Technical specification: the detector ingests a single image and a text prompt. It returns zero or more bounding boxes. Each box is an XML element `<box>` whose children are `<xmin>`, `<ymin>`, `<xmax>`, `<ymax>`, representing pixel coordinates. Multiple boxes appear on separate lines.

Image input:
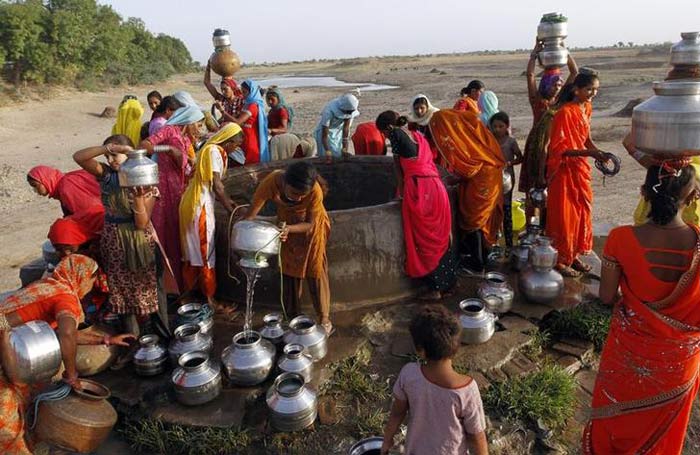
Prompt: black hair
<box><xmin>559</xmin><ymin>73</ymin><xmax>599</xmax><ymax>104</ymax></box>
<box><xmin>461</xmin><ymin>80</ymin><xmax>485</xmax><ymax>96</ymax></box>
<box><xmin>103</xmin><ymin>134</ymin><xmax>134</xmax><ymax>148</ymax></box>
<box><xmin>284</xmin><ymin>161</ymin><xmax>326</xmax><ymax>194</ymax></box>
<box><xmin>242</xmin><ymin>81</ymin><xmax>251</xmax><ymax>92</ymax></box>
<box><xmin>375</xmin><ymin>110</ymin><xmax>408</xmax><ymax>131</ymax></box>
<box><xmin>490</xmin><ymin>111</ymin><xmax>510</xmax><ymax>127</ymax></box>
<box><xmin>154</xmin><ymin>95</ymin><xmax>182</xmax><ymax>114</ymax></box>
<box><xmin>642</xmin><ymin>165</ymin><xmax>695</xmax><ymax>225</ymax></box>
<box><xmin>409</xmin><ymin>306</ymin><xmax>461</xmax><ymax>361</ymax></box>
<box><xmin>147</xmin><ymin>90</ymin><xmax>162</xmax><ymax>101</ymax></box>
<box><xmin>413</xmin><ymin>97</ymin><xmax>429</xmax><ymax>108</ymax></box>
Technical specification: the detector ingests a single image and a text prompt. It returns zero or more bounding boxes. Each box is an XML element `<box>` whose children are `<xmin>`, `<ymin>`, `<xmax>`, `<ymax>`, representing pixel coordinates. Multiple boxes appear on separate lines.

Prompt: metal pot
<box><xmin>212</xmin><ymin>28</ymin><xmax>231</xmax><ymax>48</ymax></box>
<box><xmin>519</xmin><ymin>267</ymin><xmax>564</xmax><ymax>304</ymax></box>
<box><xmin>168</xmin><ymin>323</ymin><xmax>213</xmax><ymax>365</ymax></box>
<box><xmin>171</xmin><ymin>351</ymin><xmax>222</xmax><ymax>406</ymax></box>
<box><xmin>266</xmin><ymin>372</ymin><xmax>317</xmax><ymax>432</ymax></box>
<box><xmin>134</xmin><ymin>334</ymin><xmax>168</xmax><ymax>376</ymax></box>
<box><xmin>5</xmin><ymin>320</ymin><xmax>62</xmax><ymax>384</ymax></box>
<box><xmin>118</xmin><ymin>149</ymin><xmax>159</xmax><ymax>188</ymax></box>
<box><xmin>283</xmin><ymin>315</ymin><xmax>328</xmax><ymax>361</ymax></box>
<box><xmin>528</xmin><ymin>188</ymin><xmax>548</xmax><ymax>208</ymax></box>
<box><xmin>176</xmin><ymin>302</ymin><xmax>214</xmax><ymax>336</ymax></box>
<box><xmin>512</xmin><ymin>225</ymin><xmax>540</xmax><ymax>271</ymax></box>
<box><xmin>671</xmin><ymin>32</ymin><xmax>700</xmax><ymax>66</ymax></box>
<box><xmin>529</xmin><ymin>237</ymin><xmax>558</xmax><ymax>270</ymax></box>
<box><xmin>502</xmin><ymin>170</ymin><xmax>513</xmax><ymax>194</ymax></box>
<box><xmin>537</xmin><ymin>19</ymin><xmax>568</xmax><ymax>40</ymax></box>
<box><xmin>632</xmin><ymin>81</ymin><xmax>700</xmax><ymax>156</ymax></box>
<box><xmin>477</xmin><ymin>272</ymin><xmax>514</xmax><ymax>314</ymax></box>
<box><xmin>221</xmin><ymin>331</ymin><xmax>276</xmax><ymax>386</ymax></box>
<box><xmin>458</xmin><ymin>299</ymin><xmax>496</xmax><ymax>345</ymax></box>
<box><xmin>231</xmin><ymin>220</ymin><xmax>281</xmax><ymax>268</ymax></box>
<box><xmin>348</xmin><ymin>437</ymin><xmax>384</xmax><ymax>455</ymax></box>
<box><xmin>210</xmin><ymin>48</ymin><xmax>241</xmax><ymax>78</ymax></box>
<box><xmin>73</xmin><ymin>325</ymin><xmax>119</xmax><ymax>377</ymax></box>
<box><xmin>42</xmin><ymin>240</ymin><xmax>60</xmax><ymax>267</ymax></box>
<box><xmin>538</xmin><ymin>38</ymin><xmax>568</xmax><ymax>69</ymax></box>
<box><xmin>278</xmin><ymin>343</ymin><xmax>314</xmax><ymax>383</ymax></box>
<box><xmin>260</xmin><ymin>312</ymin><xmax>288</xmax><ymax>346</ymax></box>
<box><xmin>34</xmin><ymin>379</ymin><xmax>117</xmax><ymax>453</ymax></box>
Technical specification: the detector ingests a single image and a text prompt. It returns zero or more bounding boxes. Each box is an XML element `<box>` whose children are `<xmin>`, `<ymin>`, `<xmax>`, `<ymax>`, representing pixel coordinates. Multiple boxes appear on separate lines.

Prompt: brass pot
<box><xmin>210</xmin><ymin>48</ymin><xmax>241</xmax><ymax>78</ymax></box>
<box><xmin>34</xmin><ymin>379</ymin><xmax>118</xmax><ymax>453</ymax></box>
<box><xmin>75</xmin><ymin>325</ymin><xmax>119</xmax><ymax>376</ymax></box>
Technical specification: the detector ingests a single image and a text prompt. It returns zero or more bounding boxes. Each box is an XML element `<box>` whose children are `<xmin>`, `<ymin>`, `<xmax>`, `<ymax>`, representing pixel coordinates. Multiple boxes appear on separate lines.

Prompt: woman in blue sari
<box><xmin>314</xmin><ymin>93</ymin><xmax>359</xmax><ymax>158</ymax></box>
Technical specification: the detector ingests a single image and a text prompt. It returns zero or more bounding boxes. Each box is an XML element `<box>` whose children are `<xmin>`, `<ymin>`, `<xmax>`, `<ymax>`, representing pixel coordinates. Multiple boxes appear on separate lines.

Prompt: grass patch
<box><xmin>521</xmin><ymin>329</ymin><xmax>551</xmax><ymax>360</ymax></box>
<box><xmin>322</xmin><ymin>345</ymin><xmax>390</xmax><ymax>401</ymax></box>
<box><xmin>541</xmin><ymin>300</ymin><xmax>612</xmax><ymax>351</ymax></box>
<box><xmin>484</xmin><ymin>365</ymin><xmax>577</xmax><ymax>429</ymax></box>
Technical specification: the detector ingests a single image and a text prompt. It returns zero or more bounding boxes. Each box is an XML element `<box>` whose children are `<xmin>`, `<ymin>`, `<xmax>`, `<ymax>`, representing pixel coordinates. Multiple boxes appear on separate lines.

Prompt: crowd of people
<box><xmin>1</xmin><ymin>35</ymin><xmax>699</xmax><ymax>455</ymax></box>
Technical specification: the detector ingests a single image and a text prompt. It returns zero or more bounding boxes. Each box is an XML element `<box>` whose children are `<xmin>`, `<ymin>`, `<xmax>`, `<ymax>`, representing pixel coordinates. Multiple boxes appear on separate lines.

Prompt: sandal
<box><xmin>555</xmin><ymin>263</ymin><xmax>582</xmax><ymax>278</ymax></box>
<box><xmin>572</xmin><ymin>258</ymin><xmax>592</xmax><ymax>273</ymax></box>
<box><xmin>322</xmin><ymin>321</ymin><xmax>336</xmax><ymax>337</ymax></box>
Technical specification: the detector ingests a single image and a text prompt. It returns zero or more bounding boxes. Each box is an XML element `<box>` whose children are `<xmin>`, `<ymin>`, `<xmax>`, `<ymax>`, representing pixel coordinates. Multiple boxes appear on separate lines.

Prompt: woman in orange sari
<box><xmin>545</xmin><ymin>73</ymin><xmax>608</xmax><ymax>276</ymax></box>
<box><xmin>429</xmin><ymin>109</ymin><xmax>505</xmax><ymax>272</ymax></box>
<box><xmin>585</xmin><ymin>162</ymin><xmax>700</xmax><ymax>454</ymax></box>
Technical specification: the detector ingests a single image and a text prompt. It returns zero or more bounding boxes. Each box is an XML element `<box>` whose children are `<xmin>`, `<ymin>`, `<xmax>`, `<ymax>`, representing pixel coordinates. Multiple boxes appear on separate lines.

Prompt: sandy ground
<box><xmin>0</xmin><ymin>47</ymin><xmax>667</xmax><ymax>291</ymax></box>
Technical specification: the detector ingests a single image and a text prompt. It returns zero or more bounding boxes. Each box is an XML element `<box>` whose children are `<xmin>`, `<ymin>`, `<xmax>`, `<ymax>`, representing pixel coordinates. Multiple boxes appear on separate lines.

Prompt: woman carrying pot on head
<box><xmin>407</xmin><ymin>94</ymin><xmax>440</xmax><ymax>162</ymax></box>
<box><xmin>204</xmin><ymin>62</ymin><xmax>245</xmax><ymax>121</ymax></box>
<box><xmin>314</xmin><ymin>93</ymin><xmax>360</xmax><ymax>158</ymax></box>
<box><xmin>244</xmin><ymin>161</ymin><xmax>333</xmax><ymax>335</ymax></box>
<box><xmin>225</xmin><ymin>79</ymin><xmax>270</xmax><ymax>165</ymax></box>
<box><xmin>0</xmin><ymin>254</ymin><xmax>134</xmax><ymax>454</ymax></box>
<box><xmin>140</xmin><ymin>105</ymin><xmax>206</xmax><ymax>290</ymax></box>
<box><xmin>585</xmin><ymin>161</ymin><xmax>700</xmax><ymax>455</ymax></box>
<box><xmin>376</xmin><ymin>111</ymin><xmax>455</xmax><ymax>300</ymax></box>
<box><xmin>179</xmin><ymin>123</ymin><xmax>240</xmax><ymax>312</ymax></box>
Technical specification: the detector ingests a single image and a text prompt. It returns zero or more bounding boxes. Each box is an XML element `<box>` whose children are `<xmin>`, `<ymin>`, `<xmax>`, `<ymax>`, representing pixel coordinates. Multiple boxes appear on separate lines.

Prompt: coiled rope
<box><xmin>30</xmin><ymin>383</ymin><xmax>72</xmax><ymax>429</ymax></box>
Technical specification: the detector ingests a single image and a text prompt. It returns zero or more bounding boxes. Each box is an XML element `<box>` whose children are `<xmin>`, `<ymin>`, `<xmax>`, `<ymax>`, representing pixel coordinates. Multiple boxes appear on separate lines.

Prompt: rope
<box><xmin>595</xmin><ymin>152</ymin><xmax>621</xmax><ymax>177</ymax></box>
<box><xmin>226</xmin><ymin>204</ymin><xmax>250</xmax><ymax>285</ymax></box>
<box><xmin>30</xmin><ymin>383</ymin><xmax>71</xmax><ymax>430</ymax></box>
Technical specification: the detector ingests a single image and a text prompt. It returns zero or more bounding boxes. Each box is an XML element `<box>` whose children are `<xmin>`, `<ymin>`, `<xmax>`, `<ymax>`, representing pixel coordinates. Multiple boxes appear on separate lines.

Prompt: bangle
<box><xmin>153</xmin><ymin>145</ymin><xmax>170</xmax><ymax>153</ymax></box>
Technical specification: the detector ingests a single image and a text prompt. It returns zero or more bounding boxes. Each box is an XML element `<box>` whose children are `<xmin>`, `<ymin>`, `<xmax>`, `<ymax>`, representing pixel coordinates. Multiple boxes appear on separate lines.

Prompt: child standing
<box><xmin>381</xmin><ymin>306</ymin><xmax>488</xmax><ymax>455</ymax></box>
<box><xmin>490</xmin><ymin>112</ymin><xmax>523</xmax><ymax>249</ymax></box>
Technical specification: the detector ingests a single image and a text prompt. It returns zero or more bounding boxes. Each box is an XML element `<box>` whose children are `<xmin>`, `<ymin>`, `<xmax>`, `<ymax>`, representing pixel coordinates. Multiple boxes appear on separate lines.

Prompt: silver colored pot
<box><xmin>458</xmin><ymin>299</ymin><xmax>496</xmax><ymax>345</ymax></box>
<box><xmin>221</xmin><ymin>331</ymin><xmax>276</xmax><ymax>386</ymax></box>
<box><xmin>168</xmin><ymin>323</ymin><xmax>213</xmax><ymax>365</ymax></box>
<box><xmin>671</xmin><ymin>31</ymin><xmax>700</xmax><ymax>66</ymax></box>
<box><xmin>477</xmin><ymin>272</ymin><xmax>514</xmax><ymax>314</ymax></box>
<box><xmin>528</xmin><ymin>188</ymin><xmax>548</xmax><ymax>208</ymax></box>
<box><xmin>42</xmin><ymin>240</ymin><xmax>60</xmax><ymax>267</ymax></box>
<box><xmin>283</xmin><ymin>315</ymin><xmax>328</xmax><ymax>361</ymax></box>
<box><xmin>502</xmin><ymin>170</ymin><xmax>513</xmax><ymax>194</ymax></box>
<box><xmin>348</xmin><ymin>437</ymin><xmax>384</xmax><ymax>455</ymax></box>
<box><xmin>231</xmin><ymin>220</ymin><xmax>281</xmax><ymax>269</ymax></box>
<box><xmin>118</xmin><ymin>149</ymin><xmax>159</xmax><ymax>188</ymax></box>
<box><xmin>538</xmin><ymin>38</ymin><xmax>568</xmax><ymax>69</ymax></box>
<box><xmin>133</xmin><ymin>334</ymin><xmax>168</xmax><ymax>376</ymax></box>
<box><xmin>632</xmin><ymin>81</ymin><xmax>700</xmax><ymax>156</ymax></box>
<box><xmin>176</xmin><ymin>303</ymin><xmax>214</xmax><ymax>337</ymax></box>
<box><xmin>259</xmin><ymin>312</ymin><xmax>288</xmax><ymax>346</ymax></box>
<box><xmin>529</xmin><ymin>237</ymin><xmax>558</xmax><ymax>270</ymax></box>
<box><xmin>520</xmin><ymin>266</ymin><xmax>564</xmax><ymax>304</ymax></box>
<box><xmin>171</xmin><ymin>351</ymin><xmax>222</xmax><ymax>406</ymax></box>
<box><xmin>266</xmin><ymin>372</ymin><xmax>317</xmax><ymax>432</ymax></box>
<box><xmin>537</xmin><ymin>19</ymin><xmax>568</xmax><ymax>40</ymax></box>
<box><xmin>212</xmin><ymin>28</ymin><xmax>231</xmax><ymax>48</ymax></box>
<box><xmin>512</xmin><ymin>225</ymin><xmax>540</xmax><ymax>271</ymax></box>
<box><xmin>278</xmin><ymin>343</ymin><xmax>314</xmax><ymax>383</ymax></box>
<box><xmin>5</xmin><ymin>320</ymin><xmax>62</xmax><ymax>384</ymax></box>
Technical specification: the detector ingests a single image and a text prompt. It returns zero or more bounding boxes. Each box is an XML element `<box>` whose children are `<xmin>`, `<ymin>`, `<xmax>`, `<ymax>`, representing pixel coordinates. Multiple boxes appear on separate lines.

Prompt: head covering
<box><xmin>478</xmin><ymin>91</ymin><xmax>499</xmax><ymax>125</ymax></box>
<box><xmin>48</xmin><ymin>206</ymin><xmax>103</xmax><ymax>245</ymax></box>
<box><xmin>28</xmin><ymin>166</ymin><xmax>63</xmax><ymax>198</ymax></box>
<box><xmin>241</xmin><ymin>79</ymin><xmax>270</xmax><ymax>162</ymax></box>
<box><xmin>172</xmin><ymin>91</ymin><xmax>201</xmax><ymax>109</ymax></box>
<box><xmin>112</xmin><ymin>97</ymin><xmax>144</xmax><ymax>147</ymax></box>
<box><xmin>406</xmin><ymin>94</ymin><xmax>439</xmax><ymax>126</ymax></box>
<box><xmin>166</xmin><ymin>105</ymin><xmax>205</xmax><ymax>126</ymax></box>
<box><xmin>179</xmin><ymin>122</ymin><xmax>242</xmax><ymax>241</ymax></box>
<box><xmin>538</xmin><ymin>68</ymin><xmax>563</xmax><ymax>98</ymax></box>
<box><xmin>266</xmin><ymin>86</ymin><xmax>295</xmax><ymax>128</ymax></box>
<box><xmin>0</xmin><ymin>254</ymin><xmax>98</xmax><ymax>320</ymax></box>
<box><xmin>330</xmin><ymin>93</ymin><xmax>360</xmax><ymax>119</ymax></box>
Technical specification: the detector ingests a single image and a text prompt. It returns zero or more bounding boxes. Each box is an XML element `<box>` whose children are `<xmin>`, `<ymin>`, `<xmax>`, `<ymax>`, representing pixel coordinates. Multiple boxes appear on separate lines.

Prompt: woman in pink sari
<box><xmin>140</xmin><ymin>105</ymin><xmax>204</xmax><ymax>290</ymax></box>
<box><xmin>376</xmin><ymin>111</ymin><xmax>455</xmax><ymax>300</ymax></box>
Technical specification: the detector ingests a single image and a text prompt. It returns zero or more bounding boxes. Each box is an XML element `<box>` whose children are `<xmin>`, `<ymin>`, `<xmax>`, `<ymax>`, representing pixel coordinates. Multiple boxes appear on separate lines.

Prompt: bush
<box><xmin>542</xmin><ymin>300</ymin><xmax>612</xmax><ymax>351</ymax></box>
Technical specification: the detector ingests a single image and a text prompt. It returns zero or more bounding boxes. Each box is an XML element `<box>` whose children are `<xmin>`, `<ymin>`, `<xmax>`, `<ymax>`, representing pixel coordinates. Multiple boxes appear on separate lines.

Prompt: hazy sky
<box><xmin>101</xmin><ymin>0</ymin><xmax>698</xmax><ymax>64</ymax></box>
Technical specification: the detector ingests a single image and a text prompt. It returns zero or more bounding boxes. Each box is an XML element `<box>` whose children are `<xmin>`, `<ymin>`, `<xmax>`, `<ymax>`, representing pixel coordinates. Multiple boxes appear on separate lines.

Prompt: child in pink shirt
<box><xmin>381</xmin><ymin>306</ymin><xmax>489</xmax><ymax>455</ymax></box>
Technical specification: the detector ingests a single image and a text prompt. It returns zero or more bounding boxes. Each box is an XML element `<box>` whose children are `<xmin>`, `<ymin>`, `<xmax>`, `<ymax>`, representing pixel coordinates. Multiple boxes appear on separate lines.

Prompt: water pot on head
<box><xmin>209</xmin><ymin>28</ymin><xmax>241</xmax><ymax>78</ymax></box>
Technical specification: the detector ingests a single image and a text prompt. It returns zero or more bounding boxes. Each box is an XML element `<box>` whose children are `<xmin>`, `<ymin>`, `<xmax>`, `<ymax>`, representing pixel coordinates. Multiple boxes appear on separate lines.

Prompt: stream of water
<box><xmin>240</xmin><ymin>265</ymin><xmax>261</xmax><ymax>338</ymax></box>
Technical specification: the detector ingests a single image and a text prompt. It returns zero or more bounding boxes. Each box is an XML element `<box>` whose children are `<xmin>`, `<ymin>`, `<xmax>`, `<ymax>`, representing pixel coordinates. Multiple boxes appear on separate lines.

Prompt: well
<box><xmin>215</xmin><ymin>156</ymin><xmax>456</xmax><ymax>309</ymax></box>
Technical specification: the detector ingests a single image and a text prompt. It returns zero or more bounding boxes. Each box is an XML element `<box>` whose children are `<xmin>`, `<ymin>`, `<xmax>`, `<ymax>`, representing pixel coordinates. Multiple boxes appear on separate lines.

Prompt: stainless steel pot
<box><xmin>502</xmin><ymin>170</ymin><xmax>513</xmax><ymax>194</ymax></box>
<box><xmin>537</xmin><ymin>19</ymin><xmax>568</xmax><ymax>40</ymax></box>
<box><xmin>171</xmin><ymin>351</ymin><xmax>222</xmax><ymax>406</ymax></box>
<box><xmin>519</xmin><ymin>267</ymin><xmax>564</xmax><ymax>304</ymax></box>
<box><xmin>212</xmin><ymin>28</ymin><xmax>231</xmax><ymax>48</ymax></box>
<box><xmin>458</xmin><ymin>299</ymin><xmax>496</xmax><ymax>345</ymax></box>
<box><xmin>283</xmin><ymin>315</ymin><xmax>328</xmax><ymax>361</ymax></box>
<box><xmin>529</xmin><ymin>237</ymin><xmax>558</xmax><ymax>270</ymax></box>
<box><xmin>348</xmin><ymin>437</ymin><xmax>384</xmax><ymax>455</ymax></box>
<box><xmin>133</xmin><ymin>334</ymin><xmax>168</xmax><ymax>376</ymax></box>
<box><xmin>632</xmin><ymin>81</ymin><xmax>700</xmax><ymax>156</ymax></box>
<box><xmin>42</xmin><ymin>240</ymin><xmax>60</xmax><ymax>267</ymax></box>
<box><xmin>118</xmin><ymin>149</ymin><xmax>159</xmax><ymax>188</ymax></box>
<box><xmin>259</xmin><ymin>312</ymin><xmax>288</xmax><ymax>346</ymax></box>
<box><xmin>266</xmin><ymin>372</ymin><xmax>317</xmax><ymax>432</ymax></box>
<box><xmin>176</xmin><ymin>303</ymin><xmax>214</xmax><ymax>337</ymax></box>
<box><xmin>221</xmin><ymin>331</ymin><xmax>276</xmax><ymax>386</ymax></box>
<box><xmin>671</xmin><ymin>32</ymin><xmax>700</xmax><ymax>66</ymax></box>
<box><xmin>477</xmin><ymin>272</ymin><xmax>514</xmax><ymax>314</ymax></box>
<box><xmin>5</xmin><ymin>320</ymin><xmax>62</xmax><ymax>384</ymax></box>
<box><xmin>278</xmin><ymin>343</ymin><xmax>314</xmax><ymax>383</ymax></box>
<box><xmin>528</xmin><ymin>188</ymin><xmax>548</xmax><ymax>208</ymax></box>
<box><xmin>512</xmin><ymin>225</ymin><xmax>540</xmax><ymax>271</ymax></box>
<box><xmin>168</xmin><ymin>323</ymin><xmax>213</xmax><ymax>364</ymax></box>
<box><xmin>231</xmin><ymin>220</ymin><xmax>281</xmax><ymax>268</ymax></box>
<box><xmin>538</xmin><ymin>38</ymin><xmax>568</xmax><ymax>69</ymax></box>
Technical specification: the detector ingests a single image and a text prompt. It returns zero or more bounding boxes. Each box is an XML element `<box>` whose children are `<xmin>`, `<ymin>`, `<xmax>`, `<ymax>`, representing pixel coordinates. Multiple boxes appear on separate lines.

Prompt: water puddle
<box><xmin>257</xmin><ymin>76</ymin><xmax>398</xmax><ymax>91</ymax></box>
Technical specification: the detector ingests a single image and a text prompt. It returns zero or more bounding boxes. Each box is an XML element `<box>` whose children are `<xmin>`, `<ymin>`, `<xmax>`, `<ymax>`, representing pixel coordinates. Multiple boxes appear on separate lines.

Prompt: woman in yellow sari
<box><xmin>112</xmin><ymin>95</ymin><xmax>144</xmax><ymax>147</ymax></box>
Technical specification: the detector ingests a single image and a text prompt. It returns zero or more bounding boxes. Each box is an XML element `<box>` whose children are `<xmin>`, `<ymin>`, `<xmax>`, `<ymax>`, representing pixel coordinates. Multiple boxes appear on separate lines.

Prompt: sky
<box><xmin>101</xmin><ymin>0</ymin><xmax>699</xmax><ymax>64</ymax></box>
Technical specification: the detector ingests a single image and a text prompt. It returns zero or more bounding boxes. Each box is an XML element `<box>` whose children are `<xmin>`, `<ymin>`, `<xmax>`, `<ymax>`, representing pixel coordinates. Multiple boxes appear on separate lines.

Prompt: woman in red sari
<box><xmin>545</xmin><ymin>73</ymin><xmax>608</xmax><ymax>276</ymax></box>
<box><xmin>27</xmin><ymin>165</ymin><xmax>103</xmax><ymax>219</ymax></box>
<box><xmin>376</xmin><ymin>111</ymin><xmax>455</xmax><ymax>300</ymax></box>
<box><xmin>585</xmin><ymin>162</ymin><xmax>700</xmax><ymax>454</ymax></box>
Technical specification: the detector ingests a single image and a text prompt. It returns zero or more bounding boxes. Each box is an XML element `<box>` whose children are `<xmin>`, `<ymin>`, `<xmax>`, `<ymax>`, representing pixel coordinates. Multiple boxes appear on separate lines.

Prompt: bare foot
<box><xmin>555</xmin><ymin>263</ymin><xmax>582</xmax><ymax>278</ymax></box>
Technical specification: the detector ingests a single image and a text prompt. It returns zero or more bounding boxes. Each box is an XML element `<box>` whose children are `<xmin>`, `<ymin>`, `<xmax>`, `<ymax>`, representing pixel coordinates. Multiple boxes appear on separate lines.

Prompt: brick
<box><xmin>556</xmin><ymin>355</ymin><xmax>582</xmax><ymax>375</ymax></box>
<box><xmin>551</xmin><ymin>341</ymin><xmax>593</xmax><ymax>360</ymax></box>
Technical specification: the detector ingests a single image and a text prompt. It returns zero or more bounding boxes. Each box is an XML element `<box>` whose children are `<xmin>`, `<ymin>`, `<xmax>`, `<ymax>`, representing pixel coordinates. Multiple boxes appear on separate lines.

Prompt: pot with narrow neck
<box><xmin>259</xmin><ymin>312</ymin><xmax>288</xmax><ymax>346</ymax></box>
<box><xmin>134</xmin><ymin>334</ymin><xmax>168</xmax><ymax>376</ymax></box>
<box><xmin>168</xmin><ymin>323</ymin><xmax>213</xmax><ymax>364</ymax></box>
<box><xmin>519</xmin><ymin>237</ymin><xmax>564</xmax><ymax>304</ymax></box>
<box><xmin>458</xmin><ymin>299</ymin><xmax>496</xmax><ymax>345</ymax></box>
<box><xmin>283</xmin><ymin>315</ymin><xmax>328</xmax><ymax>361</ymax></box>
<box><xmin>477</xmin><ymin>272</ymin><xmax>514</xmax><ymax>314</ymax></box>
<box><xmin>221</xmin><ymin>331</ymin><xmax>276</xmax><ymax>386</ymax></box>
<box><xmin>118</xmin><ymin>149</ymin><xmax>159</xmax><ymax>188</ymax></box>
<box><xmin>529</xmin><ymin>237</ymin><xmax>558</xmax><ymax>270</ymax></box>
<box><xmin>176</xmin><ymin>303</ymin><xmax>214</xmax><ymax>336</ymax></box>
<box><xmin>209</xmin><ymin>28</ymin><xmax>241</xmax><ymax>77</ymax></box>
<box><xmin>538</xmin><ymin>38</ymin><xmax>568</xmax><ymax>69</ymax></box>
<box><xmin>671</xmin><ymin>31</ymin><xmax>700</xmax><ymax>66</ymax></box>
<box><xmin>171</xmin><ymin>351</ymin><xmax>222</xmax><ymax>406</ymax></box>
<box><xmin>231</xmin><ymin>220</ymin><xmax>281</xmax><ymax>268</ymax></box>
<box><xmin>266</xmin><ymin>372</ymin><xmax>318</xmax><ymax>431</ymax></box>
<box><xmin>278</xmin><ymin>343</ymin><xmax>314</xmax><ymax>383</ymax></box>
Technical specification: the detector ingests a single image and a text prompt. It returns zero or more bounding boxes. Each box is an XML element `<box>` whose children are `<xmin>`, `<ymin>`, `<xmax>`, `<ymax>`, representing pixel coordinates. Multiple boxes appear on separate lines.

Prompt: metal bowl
<box><xmin>348</xmin><ymin>437</ymin><xmax>384</xmax><ymax>455</ymax></box>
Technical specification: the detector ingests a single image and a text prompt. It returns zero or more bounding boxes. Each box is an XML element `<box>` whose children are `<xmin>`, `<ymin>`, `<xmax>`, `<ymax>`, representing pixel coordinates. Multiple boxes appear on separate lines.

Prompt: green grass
<box><xmin>483</xmin><ymin>365</ymin><xmax>577</xmax><ymax>429</ymax></box>
<box><xmin>521</xmin><ymin>329</ymin><xmax>551</xmax><ymax>359</ymax></box>
<box><xmin>542</xmin><ymin>300</ymin><xmax>612</xmax><ymax>351</ymax></box>
<box><xmin>321</xmin><ymin>345</ymin><xmax>390</xmax><ymax>401</ymax></box>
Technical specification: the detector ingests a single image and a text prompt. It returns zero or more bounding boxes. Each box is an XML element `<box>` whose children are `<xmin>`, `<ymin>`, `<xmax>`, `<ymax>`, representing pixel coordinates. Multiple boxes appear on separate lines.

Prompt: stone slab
<box><xmin>454</xmin><ymin>330</ymin><xmax>533</xmax><ymax>373</ymax></box>
<box><xmin>502</xmin><ymin>353</ymin><xmax>538</xmax><ymax>378</ymax></box>
<box><xmin>485</xmin><ymin>367</ymin><xmax>508</xmax><ymax>384</ymax></box>
<box><xmin>556</xmin><ymin>355</ymin><xmax>583</xmax><ymax>376</ymax></box>
<box><xmin>497</xmin><ymin>315</ymin><xmax>537</xmax><ymax>333</ymax></box>
<box><xmin>509</xmin><ymin>295</ymin><xmax>554</xmax><ymax>321</ymax></box>
<box><xmin>575</xmin><ymin>369</ymin><xmax>598</xmax><ymax>396</ymax></box>
<box><xmin>551</xmin><ymin>342</ymin><xmax>593</xmax><ymax>360</ymax></box>
<box><xmin>20</xmin><ymin>258</ymin><xmax>45</xmax><ymax>287</ymax></box>
<box><xmin>561</xmin><ymin>337</ymin><xmax>595</xmax><ymax>351</ymax></box>
<box><xmin>151</xmin><ymin>388</ymin><xmax>255</xmax><ymax>428</ymax></box>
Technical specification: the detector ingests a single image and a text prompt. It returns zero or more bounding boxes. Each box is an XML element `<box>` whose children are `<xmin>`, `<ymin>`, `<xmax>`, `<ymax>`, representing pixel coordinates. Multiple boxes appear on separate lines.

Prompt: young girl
<box><xmin>381</xmin><ymin>306</ymin><xmax>488</xmax><ymax>455</ymax></box>
<box><xmin>453</xmin><ymin>80</ymin><xmax>484</xmax><ymax>114</ymax></box>
<box><xmin>407</xmin><ymin>95</ymin><xmax>440</xmax><ymax>162</ymax></box>
<box><xmin>490</xmin><ymin>111</ymin><xmax>523</xmax><ymax>248</ymax></box>
<box><xmin>147</xmin><ymin>90</ymin><xmax>162</xmax><ymax>114</ymax></box>
<box><xmin>148</xmin><ymin>96</ymin><xmax>183</xmax><ymax>136</ymax></box>
<box><xmin>266</xmin><ymin>86</ymin><xmax>294</xmax><ymax>137</ymax></box>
